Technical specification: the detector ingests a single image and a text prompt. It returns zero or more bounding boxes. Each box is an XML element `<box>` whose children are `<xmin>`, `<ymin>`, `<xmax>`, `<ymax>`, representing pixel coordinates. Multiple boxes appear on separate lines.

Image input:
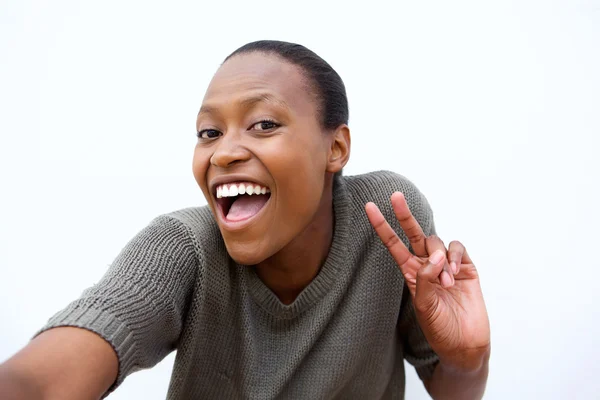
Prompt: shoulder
<box><xmin>343</xmin><ymin>170</ymin><xmax>421</xmax><ymax>198</ymax></box>
<box><xmin>343</xmin><ymin>170</ymin><xmax>430</xmax><ymax>212</ymax></box>
<box><xmin>342</xmin><ymin>170</ymin><xmax>436</xmax><ymax>236</ymax></box>
<box><xmin>157</xmin><ymin>206</ymin><xmax>223</xmax><ymax>258</ymax></box>
<box><xmin>161</xmin><ymin>205</ymin><xmax>218</xmax><ymax>233</ymax></box>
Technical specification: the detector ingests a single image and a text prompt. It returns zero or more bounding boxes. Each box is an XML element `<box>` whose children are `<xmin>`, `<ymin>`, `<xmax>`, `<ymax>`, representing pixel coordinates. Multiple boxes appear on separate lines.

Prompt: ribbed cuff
<box><xmin>33</xmin><ymin>303</ymin><xmax>138</xmax><ymax>398</ymax></box>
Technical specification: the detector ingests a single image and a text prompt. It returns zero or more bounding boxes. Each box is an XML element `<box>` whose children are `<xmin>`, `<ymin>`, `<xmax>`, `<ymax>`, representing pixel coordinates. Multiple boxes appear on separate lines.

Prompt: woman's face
<box><xmin>193</xmin><ymin>52</ymin><xmax>336</xmax><ymax>265</ymax></box>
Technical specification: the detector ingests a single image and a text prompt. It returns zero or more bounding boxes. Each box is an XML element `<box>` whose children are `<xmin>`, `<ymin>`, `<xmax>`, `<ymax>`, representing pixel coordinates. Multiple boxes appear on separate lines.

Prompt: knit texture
<box><xmin>36</xmin><ymin>170</ymin><xmax>439</xmax><ymax>399</ymax></box>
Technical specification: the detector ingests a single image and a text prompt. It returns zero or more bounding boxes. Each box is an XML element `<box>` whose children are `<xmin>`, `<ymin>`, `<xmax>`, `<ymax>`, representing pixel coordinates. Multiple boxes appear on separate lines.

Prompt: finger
<box><xmin>425</xmin><ymin>235</ymin><xmax>454</xmax><ymax>287</ymax></box>
<box><xmin>461</xmin><ymin>247</ymin><xmax>473</xmax><ymax>264</ymax></box>
<box><xmin>415</xmin><ymin>250</ymin><xmax>446</xmax><ymax>309</ymax></box>
<box><xmin>447</xmin><ymin>240</ymin><xmax>466</xmax><ymax>275</ymax></box>
<box><xmin>390</xmin><ymin>192</ymin><xmax>427</xmax><ymax>257</ymax></box>
<box><xmin>365</xmin><ymin>202</ymin><xmax>413</xmax><ymax>268</ymax></box>
<box><xmin>455</xmin><ymin>247</ymin><xmax>478</xmax><ymax>280</ymax></box>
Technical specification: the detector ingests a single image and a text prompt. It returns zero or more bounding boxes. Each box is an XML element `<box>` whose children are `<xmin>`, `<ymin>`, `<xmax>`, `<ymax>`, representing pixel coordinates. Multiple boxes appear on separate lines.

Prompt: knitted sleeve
<box><xmin>33</xmin><ymin>214</ymin><xmax>198</xmax><ymax>397</ymax></box>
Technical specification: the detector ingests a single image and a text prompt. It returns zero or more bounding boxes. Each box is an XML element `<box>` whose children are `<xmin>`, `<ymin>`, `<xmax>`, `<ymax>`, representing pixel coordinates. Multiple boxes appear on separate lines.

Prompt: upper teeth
<box><xmin>216</xmin><ymin>182</ymin><xmax>270</xmax><ymax>198</ymax></box>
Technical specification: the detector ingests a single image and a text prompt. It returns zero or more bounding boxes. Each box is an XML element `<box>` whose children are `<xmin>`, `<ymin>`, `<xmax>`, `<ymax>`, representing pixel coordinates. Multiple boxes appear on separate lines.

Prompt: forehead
<box><xmin>202</xmin><ymin>53</ymin><xmax>315</xmax><ymax>116</ymax></box>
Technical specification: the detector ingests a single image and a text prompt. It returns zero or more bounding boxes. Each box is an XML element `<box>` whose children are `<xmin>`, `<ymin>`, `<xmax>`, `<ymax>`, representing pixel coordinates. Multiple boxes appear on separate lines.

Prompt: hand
<box><xmin>365</xmin><ymin>192</ymin><xmax>491</xmax><ymax>372</ymax></box>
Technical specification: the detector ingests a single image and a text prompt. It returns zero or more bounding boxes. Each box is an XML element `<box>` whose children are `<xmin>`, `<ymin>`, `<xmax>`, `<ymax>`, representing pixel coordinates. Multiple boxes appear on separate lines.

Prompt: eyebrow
<box><xmin>198</xmin><ymin>93</ymin><xmax>291</xmax><ymax>116</ymax></box>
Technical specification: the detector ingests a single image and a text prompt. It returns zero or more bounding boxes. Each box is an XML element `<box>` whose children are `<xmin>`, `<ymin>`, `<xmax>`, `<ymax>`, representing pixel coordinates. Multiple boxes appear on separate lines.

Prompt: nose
<box><xmin>210</xmin><ymin>130</ymin><xmax>251</xmax><ymax>168</ymax></box>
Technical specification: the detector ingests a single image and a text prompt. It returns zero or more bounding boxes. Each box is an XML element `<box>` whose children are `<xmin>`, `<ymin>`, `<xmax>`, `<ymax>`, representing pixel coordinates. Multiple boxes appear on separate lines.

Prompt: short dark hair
<box><xmin>224</xmin><ymin>40</ymin><xmax>349</xmax><ymax>131</ymax></box>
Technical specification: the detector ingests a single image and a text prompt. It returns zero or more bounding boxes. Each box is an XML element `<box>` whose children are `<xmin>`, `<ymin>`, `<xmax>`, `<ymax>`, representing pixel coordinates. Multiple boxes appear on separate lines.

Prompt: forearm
<box><xmin>425</xmin><ymin>348</ymin><xmax>490</xmax><ymax>400</ymax></box>
<box><xmin>0</xmin><ymin>328</ymin><xmax>119</xmax><ymax>400</ymax></box>
<box><xmin>0</xmin><ymin>364</ymin><xmax>45</xmax><ymax>400</ymax></box>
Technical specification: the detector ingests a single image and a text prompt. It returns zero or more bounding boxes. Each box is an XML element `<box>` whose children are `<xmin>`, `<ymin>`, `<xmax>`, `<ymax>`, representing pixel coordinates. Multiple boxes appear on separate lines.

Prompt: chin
<box><xmin>224</xmin><ymin>243</ymin><xmax>269</xmax><ymax>266</ymax></box>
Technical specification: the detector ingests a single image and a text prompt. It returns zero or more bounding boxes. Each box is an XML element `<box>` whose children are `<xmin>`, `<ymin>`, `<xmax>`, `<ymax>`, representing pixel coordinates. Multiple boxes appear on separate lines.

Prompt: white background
<box><xmin>1</xmin><ymin>0</ymin><xmax>599</xmax><ymax>399</ymax></box>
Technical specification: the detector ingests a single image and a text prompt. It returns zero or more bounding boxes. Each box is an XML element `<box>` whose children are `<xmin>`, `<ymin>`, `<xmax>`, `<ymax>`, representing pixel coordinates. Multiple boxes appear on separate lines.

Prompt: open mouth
<box><xmin>215</xmin><ymin>182</ymin><xmax>271</xmax><ymax>223</ymax></box>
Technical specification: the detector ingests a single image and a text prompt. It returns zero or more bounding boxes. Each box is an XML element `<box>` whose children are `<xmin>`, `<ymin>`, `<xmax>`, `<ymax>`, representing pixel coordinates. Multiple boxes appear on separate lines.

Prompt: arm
<box><xmin>425</xmin><ymin>347</ymin><xmax>490</xmax><ymax>400</ymax></box>
<box><xmin>0</xmin><ymin>327</ymin><xmax>118</xmax><ymax>400</ymax></box>
<box><xmin>366</xmin><ymin>191</ymin><xmax>491</xmax><ymax>400</ymax></box>
<box><xmin>2</xmin><ymin>214</ymin><xmax>199</xmax><ymax>399</ymax></box>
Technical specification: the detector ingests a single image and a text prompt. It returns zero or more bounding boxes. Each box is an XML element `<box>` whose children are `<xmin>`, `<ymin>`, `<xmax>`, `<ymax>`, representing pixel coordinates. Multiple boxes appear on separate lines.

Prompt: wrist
<box><xmin>438</xmin><ymin>344</ymin><xmax>491</xmax><ymax>376</ymax></box>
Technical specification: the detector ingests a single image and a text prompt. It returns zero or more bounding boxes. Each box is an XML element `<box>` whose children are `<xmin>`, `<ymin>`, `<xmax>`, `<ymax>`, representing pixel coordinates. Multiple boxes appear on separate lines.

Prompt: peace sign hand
<box><xmin>366</xmin><ymin>192</ymin><xmax>490</xmax><ymax>372</ymax></box>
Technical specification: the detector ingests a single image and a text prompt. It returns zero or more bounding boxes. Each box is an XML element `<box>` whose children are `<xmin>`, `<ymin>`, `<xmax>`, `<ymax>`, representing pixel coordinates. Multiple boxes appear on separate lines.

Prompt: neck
<box><xmin>255</xmin><ymin>177</ymin><xmax>335</xmax><ymax>305</ymax></box>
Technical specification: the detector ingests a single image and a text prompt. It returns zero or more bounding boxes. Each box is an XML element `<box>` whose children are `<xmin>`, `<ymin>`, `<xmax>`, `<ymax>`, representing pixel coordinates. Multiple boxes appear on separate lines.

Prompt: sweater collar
<box><xmin>242</xmin><ymin>175</ymin><xmax>351</xmax><ymax>319</ymax></box>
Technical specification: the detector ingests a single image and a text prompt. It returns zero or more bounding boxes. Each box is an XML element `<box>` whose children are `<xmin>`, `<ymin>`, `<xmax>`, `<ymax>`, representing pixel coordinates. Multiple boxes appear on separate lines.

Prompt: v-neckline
<box><xmin>241</xmin><ymin>176</ymin><xmax>351</xmax><ymax>319</ymax></box>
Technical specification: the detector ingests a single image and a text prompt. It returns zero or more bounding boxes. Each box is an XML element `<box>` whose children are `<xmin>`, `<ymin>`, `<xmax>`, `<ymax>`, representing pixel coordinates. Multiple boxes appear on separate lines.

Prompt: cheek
<box><xmin>262</xmin><ymin>127</ymin><xmax>328</xmax><ymax>175</ymax></box>
<box><xmin>192</xmin><ymin>147</ymin><xmax>210</xmax><ymax>193</ymax></box>
<box><xmin>290</xmin><ymin>133</ymin><xmax>328</xmax><ymax>177</ymax></box>
<box><xmin>268</xmin><ymin>134</ymin><xmax>328</xmax><ymax>215</ymax></box>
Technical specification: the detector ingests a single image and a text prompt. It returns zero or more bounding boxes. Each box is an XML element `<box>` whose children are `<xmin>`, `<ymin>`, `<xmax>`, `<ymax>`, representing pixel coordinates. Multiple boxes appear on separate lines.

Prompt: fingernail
<box><xmin>450</xmin><ymin>262</ymin><xmax>457</xmax><ymax>274</ymax></box>
<box><xmin>430</xmin><ymin>250</ymin><xmax>444</xmax><ymax>264</ymax></box>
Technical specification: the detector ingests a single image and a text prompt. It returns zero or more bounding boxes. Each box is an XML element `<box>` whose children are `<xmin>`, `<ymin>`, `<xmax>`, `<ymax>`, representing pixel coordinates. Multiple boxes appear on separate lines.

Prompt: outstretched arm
<box><xmin>2</xmin><ymin>214</ymin><xmax>199</xmax><ymax>399</ymax></box>
<box><xmin>0</xmin><ymin>327</ymin><xmax>118</xmax><ymax>400</ymax></box>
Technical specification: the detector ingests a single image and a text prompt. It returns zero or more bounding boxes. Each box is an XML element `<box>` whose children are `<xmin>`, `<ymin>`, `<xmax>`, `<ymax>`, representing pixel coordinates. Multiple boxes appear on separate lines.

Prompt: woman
<box><xmin>0</xmin><ymin>41</ymin><xmax>490</xmax><ymax>399</ymax></box>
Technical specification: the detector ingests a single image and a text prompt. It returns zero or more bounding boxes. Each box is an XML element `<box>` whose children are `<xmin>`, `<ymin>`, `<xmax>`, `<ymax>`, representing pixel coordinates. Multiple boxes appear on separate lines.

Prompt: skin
<box><xmin>192</xmin><ymin>52</ymin><xmax>350</xmax><ymax>304</ymax></box>
<box><xmin>195</xmin><ymin>52</ymin><xmax>491</xmax><ymax>397</ymax></box>
<box><xmin>0</xmin><ymin>327</ymin><xmax>118</xmax><ymax>400</ymax></box>
<box><xmin>0</xmin><ymin>51</ymin><xmax>490</xmax><ymax>399</ymax></box>
<box><xmin>366</xmin><ymin>193</ymin><xmax>491</xmax><ymax>398</ymax></box>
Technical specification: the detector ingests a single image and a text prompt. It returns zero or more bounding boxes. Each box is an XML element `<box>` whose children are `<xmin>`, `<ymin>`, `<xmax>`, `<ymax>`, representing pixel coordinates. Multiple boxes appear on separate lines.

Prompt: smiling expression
<box><xmin>192</xmin><ymin>52</ymin><xmax>336</xmax><ymax>265</ymax></box>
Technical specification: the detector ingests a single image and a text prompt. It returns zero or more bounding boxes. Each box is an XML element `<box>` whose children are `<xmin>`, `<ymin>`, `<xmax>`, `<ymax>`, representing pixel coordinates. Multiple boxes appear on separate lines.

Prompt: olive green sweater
<box><xmin>36</xmin><ymin>170</ymin><xmax>439</xmax><ymax>399</ymax></box>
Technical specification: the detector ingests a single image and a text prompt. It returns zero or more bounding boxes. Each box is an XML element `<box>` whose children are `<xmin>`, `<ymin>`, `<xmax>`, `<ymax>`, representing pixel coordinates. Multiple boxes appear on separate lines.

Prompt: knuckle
<box><xmin>397</xmin><ymin>212</ymin><xmax>414</xmax><ymax>223</ymax></box>
<box><xmin>426</xmin><ymin>235</ymin><xmax>445</xmax><ymax>246</ymax></box>
<box><xmin>404</xmin><ymin>225</ymin><xmax>424</xmax><ymax>242</ymax></box>
<box><xmin>407</xmin><ymin>232</ymin><xmax>424</xmax><ymax>243</ymax></box>
<box><xmin>373</xmin><ymin>222</ymin><xmax>385</xmax><ymax>232</ymax></box>
<box><xmin>383</xmin><ymin>233</ymin><xmax>400</xmax><ymax>249</ymax></box>
<box><xmin>372</xmin><ymin>218</ymin><xmax>386</xmax><ymax>230</ymax></box>
<box><xmin>414</xmin><ymin>295</ymin><xmax>439</xmax><ymax>316</ymax></box>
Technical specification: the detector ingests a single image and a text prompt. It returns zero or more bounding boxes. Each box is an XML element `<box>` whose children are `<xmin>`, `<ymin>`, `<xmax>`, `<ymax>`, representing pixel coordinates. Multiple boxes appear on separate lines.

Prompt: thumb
<box><xmin>415</xmin><ymin>250</ymin><xmax>446</xmax><ymax>311</ymax></box>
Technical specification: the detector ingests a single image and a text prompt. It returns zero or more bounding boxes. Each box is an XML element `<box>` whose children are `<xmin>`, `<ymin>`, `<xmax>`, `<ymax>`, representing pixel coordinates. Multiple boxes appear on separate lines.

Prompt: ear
<box><xmin>326</xmin><ymin>124</ymin><xmax>351</xmax><ymax>174</ymax></box>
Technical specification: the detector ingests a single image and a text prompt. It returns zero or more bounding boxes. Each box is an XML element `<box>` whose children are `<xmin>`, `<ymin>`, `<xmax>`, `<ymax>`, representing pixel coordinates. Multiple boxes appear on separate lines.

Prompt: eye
<box><xmin>250</xmin><ymin>120</ymin><xmax>280</xmax><ymax>132</ymax></box>
<box><xmin>196</xmin><ymin>129</ymin><xmax>222</xmax><ymax>140</ymax></box>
